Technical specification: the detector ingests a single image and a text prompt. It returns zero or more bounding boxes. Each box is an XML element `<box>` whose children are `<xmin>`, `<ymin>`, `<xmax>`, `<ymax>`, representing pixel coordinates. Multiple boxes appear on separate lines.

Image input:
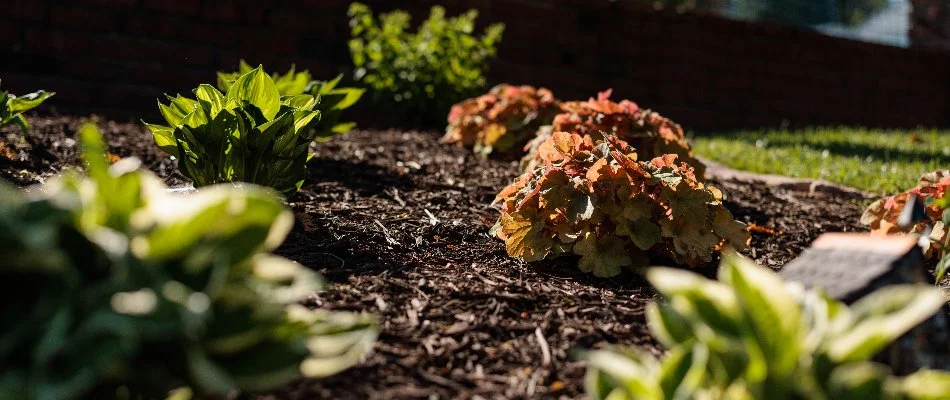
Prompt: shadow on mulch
<box><xmin>306</xmin><ymin>157</ymin><xmax>416</xmax><ymax>195</ymax></box>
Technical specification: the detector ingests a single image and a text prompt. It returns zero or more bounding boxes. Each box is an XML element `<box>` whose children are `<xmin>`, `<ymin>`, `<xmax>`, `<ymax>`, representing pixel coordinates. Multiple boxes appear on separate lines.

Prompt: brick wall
<box><xmin>2</xmin><ymin>0</ymin><xmax>949</xmax><ymax>130</ymax></box>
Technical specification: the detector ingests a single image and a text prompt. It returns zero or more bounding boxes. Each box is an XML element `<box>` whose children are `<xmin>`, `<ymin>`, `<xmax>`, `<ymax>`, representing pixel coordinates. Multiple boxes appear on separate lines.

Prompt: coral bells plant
<box><xmin>521</xmin><ymin>90</ymin><xmax>704</xmax><ymax>177</ymax></box>
<box><xmin>862</xmin><ymin>170</ymin><xmax>950</xmax><ymax>258</ymax></box>
<box><xmin>441</xmin><ymin>84</ymin><xmax>560</xmax><ymax>158</ymax></box>
<box><xmin>862</xmin><ymin>170</ymin><xmax>950</xmax><ymax>280</ymax></box>
<box><xmin>492</xmin><ymin>131</ymin><xmax>749</xmax><ymax>277</ymax></box>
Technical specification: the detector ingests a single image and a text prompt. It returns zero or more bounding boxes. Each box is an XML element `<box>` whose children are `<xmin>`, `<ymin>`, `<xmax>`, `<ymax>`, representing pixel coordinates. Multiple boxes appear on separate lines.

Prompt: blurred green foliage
<box><xmin>0</xmin><ymin>123</ymin><xmax>376</xmax><ymax>399</ymax></box>
<box><xmin>348</xmin><ymin>2</ymin><xmax>504</xmax><ymax>125</ymax></box>
<box><xmin>587</xmin><ymin>253</ymin><xmax>950</xmax><ymax>400</ymax></box>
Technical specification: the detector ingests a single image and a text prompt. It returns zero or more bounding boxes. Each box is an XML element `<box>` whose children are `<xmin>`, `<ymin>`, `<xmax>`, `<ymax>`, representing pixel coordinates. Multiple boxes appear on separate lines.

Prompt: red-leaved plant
<box><xmin>520</xmin><ymin>90</ymin><xmax>704</xmax><ymax>178</ymax></box>
<box><xmin>492</xmin><ymin>131</ymin><xmax>749</xmax><ymax>277</ymax></box>
<box><xmin>442</xmin><ymin>84</ymin><xmax>560</xmax><ymax>158</ymax></box>
<box><xmin>862</xmin><ymin>170</ymin><xmax>950</xmax><ymax>259</ymax></box>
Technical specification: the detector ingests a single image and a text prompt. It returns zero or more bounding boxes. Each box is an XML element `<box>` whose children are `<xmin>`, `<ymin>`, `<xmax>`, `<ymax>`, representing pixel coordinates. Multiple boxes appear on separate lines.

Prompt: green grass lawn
<box><xmin>691</xmin><ymin>127</ymin><xmax>950</xmax><ymax>195</ymax></box>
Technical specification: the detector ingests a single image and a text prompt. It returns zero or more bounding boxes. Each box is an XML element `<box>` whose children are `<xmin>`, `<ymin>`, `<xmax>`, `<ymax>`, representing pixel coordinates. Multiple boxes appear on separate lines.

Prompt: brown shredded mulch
<box><xmin>1</xmin><ymin>114</ymin><xmax>869</xmax><ymax>399</ymax></box>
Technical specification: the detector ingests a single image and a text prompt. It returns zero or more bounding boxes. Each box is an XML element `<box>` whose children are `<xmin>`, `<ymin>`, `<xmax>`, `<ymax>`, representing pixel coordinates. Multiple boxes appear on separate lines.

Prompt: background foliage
<box><xmin>348</xmin><ymin>2</ymin><xmax>504</xmax><ymax>126</ymax></box>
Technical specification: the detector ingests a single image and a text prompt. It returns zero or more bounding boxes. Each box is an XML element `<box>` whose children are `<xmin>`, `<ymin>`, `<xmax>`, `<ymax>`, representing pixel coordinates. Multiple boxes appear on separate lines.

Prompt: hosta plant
<box><xmin>0</xmin><ymin>80</ymin><xmax>54</xmax><ymax>133</ymax></box>
<box><xmin>442</xmin><ymin>84</ymin><xmax>560</xmax><ymax>158</ymax></box>
<box><xmin>147</xmin><ymin>66</ymin><xmax>321</xmax><ymax>195</ymax></box>
<box><xmin>0</xmin><ymin>124</ymin><xmax>376</xmax><ymax>399</ymax></box>
<box><xmin>862</xmin><ymin>170</ymin><xmax>950</xmax><ymax>280</ymax></box>
<box><xmin>348</xmin><ymin>2</ymin><xmax>504</xmax><ymax>125</ymax></box>
<box><xmin>521</xmin><ymin>90</ymin><xmax>704</xmax><ymax>178</ymax></box>
<box><xmin>586</xmin><ymin>253</ymin><xmax>950</xmax><ymax>400</ymax></box>
<box><xmin>217</xmin><ymin>60</ymin><xmax>364</xmax><ymax>140</ymax></box>
<box><xmin>492</xmin><ymin>131</ymin><xmax>749</xmax><ymax>277</ymax></box>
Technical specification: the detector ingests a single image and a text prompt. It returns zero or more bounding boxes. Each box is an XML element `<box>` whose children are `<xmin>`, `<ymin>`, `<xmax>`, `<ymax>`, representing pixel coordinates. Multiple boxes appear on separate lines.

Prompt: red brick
<box><xmin>130</xmin><ymin>64</ymin><xmax>207</xmax><ymax>90</ymax></box>
<box><xmin>25</xmin><ymin>29</ymin><xmax>90</xmax><ymax>54</ymax></box>
<box><xmin>8</xmin><ymin>0</ymin><xmax>46</xmax><ymax>21</ymax></box>
<box><xmin>78</xmin><ymin>0</ymin><xmax>137</xmax><ymax>8</ymax></box>
<box><xmin>142</xmin><ymin>0</ymin><xmax>199</xmax><ymax>15</ymax></box>
<box><xmin>0</xmin><ymin>22</ymin><xmax>22</xmax><ymax>46</ymax></box>
<box><xmin>0</xmin><ymin>73</ymin><xmax>96</xmax><ymax>105</ymax></box>
<box><xmin>238</xmin><ymin>28</ymin><xmax>298</xmax><ymax>54</ymax></box>
<box><xmin>50</xmin><ymin>6</ymin><xmax>117</xmax><ymax>30</ymax></box>
<box><xmin>98</xmin><ymin>36</ymin><xmax>214</xmax><ymax>66</ymax></box>
<box><xmin>201</xmin><ymin>2</ymin><xmax>241</xmax><ymax>23</ymax></box>
<box><xmin>99</xmin><ymin>83</ymin><xmax>164</xmax><ymax>108</ymax></box>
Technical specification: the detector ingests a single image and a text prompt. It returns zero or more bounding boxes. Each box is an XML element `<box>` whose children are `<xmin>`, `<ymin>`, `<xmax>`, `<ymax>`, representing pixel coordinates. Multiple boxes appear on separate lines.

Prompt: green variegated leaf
<box><xmin>647</xmin><ymin>302</ymin><xmax>695</xmax><ymax>348</ymax></box>
<box><xmin>195</xmin><ymin>84</ymin><xmax>226</xmax><ymax>117</ymax></box>
<box><xmin>327</xmin><ymin>87</ymin><xmax>365</xmax><ymax>110</ymax></box>
<box><xmin>825</xmin><ymin>285</ymin><xmax>945</xmax><ymax>363</ymax></box>
<box><xmin>658</xmin><ymin>343</ymin><xmax>708</xmax><ymax>400</ymax></box>
<box><xmin>647</xmin><ymin>268</ymin><xmax>742</xmax><ymax>337</ymax></box>
<box><xmin>896</xmin><ymin>369</ymin><xmax>950</xmax><ymax>400</ymax></box>
<box><xmin>825</xmin><ymin>362</ymin><xmax>888</xmax><ymax>400</ymax></box>
<box><xmin>331</xmin><ymin>122</ymin><xmax>357</xmax><ymax>134</ymax></box>
<box><xmin>144</xmin><ymin>123</ymin><xmax>179</xmax><ymax>157</ymax></box>
<box><xmin>8</xmin><ymin>90</ymin><xmax>54</xmax><ymax>113</ymax></box>
<box><xmin>721</xmin><ymin>253</ymin><xmax>802</xmax><ymax>379</ymax></box>
<box><xmin>226</xmin><ymin>67</ymin><xmax>281</xmax><ymax>120</ymax></box>
<box><xmin>585</xmin><ymin>348</ymin><xmax>662</xmax><ymax>400</ymax></box>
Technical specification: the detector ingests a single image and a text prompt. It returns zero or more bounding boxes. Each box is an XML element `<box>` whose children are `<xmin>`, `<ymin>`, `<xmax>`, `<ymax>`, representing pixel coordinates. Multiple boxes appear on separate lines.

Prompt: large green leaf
<box><xmin>647</xmin><ymin>302</ymin><xmax>695</xmax><ymax>348</ymax></box>
<box><xmin>144</xmin><ymin>123</ymin><xmax>179</xmax><ymax>157</ymax></box>
<box><xmin>896</xmin><ymin>369</ymin><xmax>950</xmax><ymax>400</ymax></box>
<box><xmin>8</xmin><ymin>90</ymin><xmax>54</xmax><ymax>113</ymax></box>
<box><xmin>824</xmin><ymin>285</ymin><xmax>945</xmax><ymax>363</ymax></box>
<box><xmin>326</xmin><ymin>87</ymin><xmax>365</xmax><ymax>111</ymax></box>
<box><xmin>585</xmin><ymin>348</ymin><xmax>662</xmax><ymax>400</ymax></box>
<box><xmin>226</xmin><ymin>67</ymin><xmax>281</xmax><ymax>120</ymax></box>
<box><xmin>826</xmin><ymin>362</ymin><xmax>888</xmax><ymax>400</ymax></box>
<box><xmin>647</xmin><ymin>268</ymin><xmax>743</xmax><ymax>337</ymax></box>
<box><xmin>721</xmin><ymin>253</ymin><xmax>803</xmax><ymax>379</ymax></box>
<box><xmin>297</xmin><ymin>307</ymin><xmax>378</xmax><ymax>378</ymax></box>
<box><xmin>194</xmin><ymin>84</ymin><xmax>226</xmax><ymax>118</ymax></box>
<box><xmin>658</xmin><ymin>343</ymin><xmax>708</xmax><ymax>400</ymax></box>
<box><xmin>137</xmin><ymin>185</ymin><xmax>290</xmax><ymax>262</ymax></box>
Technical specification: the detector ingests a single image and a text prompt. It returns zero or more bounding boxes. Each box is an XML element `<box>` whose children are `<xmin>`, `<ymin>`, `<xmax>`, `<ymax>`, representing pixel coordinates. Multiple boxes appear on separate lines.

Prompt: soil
<box><xmin>1</xmin><ymin>114</ymin><xmax>869</xmax><ymax>399</ymax></box>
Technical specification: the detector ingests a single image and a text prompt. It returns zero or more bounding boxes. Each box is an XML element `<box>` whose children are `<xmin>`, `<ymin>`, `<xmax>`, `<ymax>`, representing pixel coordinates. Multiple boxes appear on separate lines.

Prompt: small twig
<box><xmin>534</xmin><ymin>327</ymin><xmax>551</xmax><ymax>367</ymax></box>
<box><xmin>388</xmin><ymin>188</ymin><xmax>406</xmax><ymax>207</ymax></box>
<box><xmin>424</xmin><ymin>209</ymin><xmax>440</xmax><ymax>226</ymax></box>
<box><xmin>373</xmin><ymin>219</ymin><xmax>399</xmax><ymax>245</ymax></box>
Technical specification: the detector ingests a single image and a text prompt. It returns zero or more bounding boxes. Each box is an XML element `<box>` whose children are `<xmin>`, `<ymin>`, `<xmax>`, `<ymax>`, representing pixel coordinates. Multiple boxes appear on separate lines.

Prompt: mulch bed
<box><xmin>1</xmin><ymin>114</ymin><xmax>869</xmax><ymax>399</ymax></box>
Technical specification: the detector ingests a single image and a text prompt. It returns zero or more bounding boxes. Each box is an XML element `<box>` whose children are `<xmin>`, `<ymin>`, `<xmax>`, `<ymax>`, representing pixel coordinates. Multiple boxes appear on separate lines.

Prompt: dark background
<box><xmin>2</xmin><ymin>0</ymin><xmax>949</xmax><ymax>130</ymax></box>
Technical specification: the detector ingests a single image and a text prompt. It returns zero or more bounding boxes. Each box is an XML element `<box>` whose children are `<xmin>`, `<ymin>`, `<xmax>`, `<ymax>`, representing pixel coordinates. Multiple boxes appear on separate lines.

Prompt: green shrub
<box><xmin>147</xmin><ymin>66</ymin><xmax>322</xmax><ymax>195</ymax></box>
<box><xmin>0</xmin><ymin>123</ymin><xmax>376</xmax><ymax>399</ymax></box>
<box><xmin>0</xmin><ymin>80</ymin><xmax>54</xmax><ymax>133</ymax></box>
<box><xmin>348</xmin><ymin>2</ymin><xmax>504</xmax><ymax>124</ymax></box>
<box><xmin>586</xmin><ymin>253</ymin><xmax>950</xmax><ymax>400</ymax></box>
<box><xmin>217</xmin><ymin>60</ymin><xmax>364</xmax><ymax>140</ymax></box>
